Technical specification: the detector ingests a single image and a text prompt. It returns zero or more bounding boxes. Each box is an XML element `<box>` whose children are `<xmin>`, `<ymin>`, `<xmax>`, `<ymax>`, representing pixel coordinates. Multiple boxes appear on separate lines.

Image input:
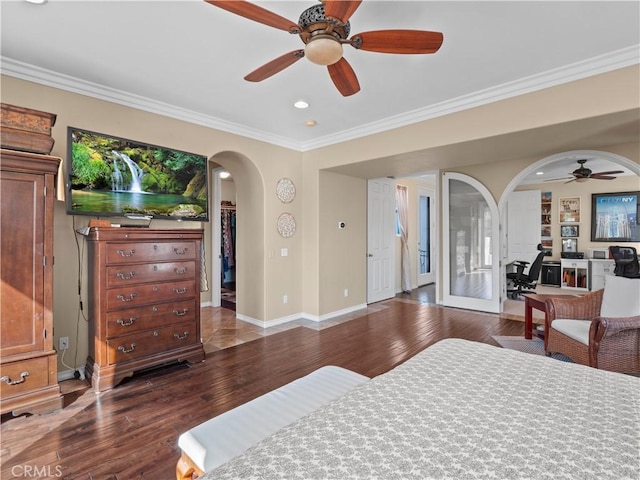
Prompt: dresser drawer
<box><xmin>106</xmin><ymin>280</ymin><xmax>196</xmax><ymax>311</ymax></box>
<box><xmin>0</xmin><ymin>356</ymin><xmax>50</xmax><ymax>398</ymax></box>
<box><xmin>107</xmin><ymin>322</ymin><xmax>198</xmax><ymax>364</ymax></box>
<box><xmin>106</xmin><ymin>261</ymin><xmax>196</xmax><ymax>287</ymax></box>
<box><xmin>106</xmin><ymin>299</ymin><xmax>197</xmax><ymax>337</ymax></box>
<box><xmin>106</xmin><ymin>241</ymin><xmax>197</xmax><ymax>265</ymax></box>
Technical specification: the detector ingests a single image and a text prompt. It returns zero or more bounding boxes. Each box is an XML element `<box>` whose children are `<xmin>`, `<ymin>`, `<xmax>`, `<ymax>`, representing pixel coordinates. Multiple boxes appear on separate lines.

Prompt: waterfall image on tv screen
<box><xmin>66</xmin><ymin>127</ymin><xmax>209</xmax><ymax>221</ymax></box>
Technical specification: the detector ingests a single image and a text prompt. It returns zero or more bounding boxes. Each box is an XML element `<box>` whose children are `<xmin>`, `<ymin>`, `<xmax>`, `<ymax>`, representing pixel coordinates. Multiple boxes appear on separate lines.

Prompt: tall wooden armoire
<box><xmin>0</xmin><ymin>148</ymin><xmax>63</xmax><ymax>415</ymax></box>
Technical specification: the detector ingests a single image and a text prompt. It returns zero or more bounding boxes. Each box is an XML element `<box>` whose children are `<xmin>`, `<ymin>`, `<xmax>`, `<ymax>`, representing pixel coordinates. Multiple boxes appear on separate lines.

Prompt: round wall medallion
<box><xmin>276</xmin><ymin>178</ymin><xmax>296</xmax><ymax>203</ymax></box>
<box><xmin>277</xmin><ymin>213</ymin><xmax>296</xmax><ymax>238</ymax></box>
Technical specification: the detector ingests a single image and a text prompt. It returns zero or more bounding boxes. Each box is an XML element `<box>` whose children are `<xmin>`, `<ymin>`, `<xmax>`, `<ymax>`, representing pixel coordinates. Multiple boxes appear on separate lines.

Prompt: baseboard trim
<box><xmin>234</xmin><ymin>304</ymin><xmax>369</xmax><ymax>329</ymax></box>
<box><xmin>58</xmin><ymin>366</ymin><xmax>86</xmax><ymax>382</ymax></box>
<box><xmin>301</xmin><ymin>304</ymin><xmax>369</xmax><ymax>323</ymax></box>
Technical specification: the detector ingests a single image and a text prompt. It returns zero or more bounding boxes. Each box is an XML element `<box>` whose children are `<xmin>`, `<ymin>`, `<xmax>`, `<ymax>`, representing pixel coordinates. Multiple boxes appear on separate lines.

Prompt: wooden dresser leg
<box><xmin>176</xmin><ymin>452</ymin><xmax>202</xmax><ymax>480</ymax></box>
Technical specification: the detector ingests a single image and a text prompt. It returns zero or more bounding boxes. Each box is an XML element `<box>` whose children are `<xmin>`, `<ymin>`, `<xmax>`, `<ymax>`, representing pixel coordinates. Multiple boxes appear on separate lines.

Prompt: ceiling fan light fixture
<box><xmin>305</xmin><ymin>36</ymin><xmax>343</xmax><ymax>65</ymax></box>
<box><xmin>575</xmin><ymin>177</ymin><xmax>588</xmax><ymax>183</ymax></box>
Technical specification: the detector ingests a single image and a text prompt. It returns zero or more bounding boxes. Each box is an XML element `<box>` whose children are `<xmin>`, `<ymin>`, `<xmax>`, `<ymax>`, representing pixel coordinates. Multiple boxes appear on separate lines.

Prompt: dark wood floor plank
<box><xmin>1</xmin><ymin>299</ymin><xmax>526</xmax><ymax>479</ymax></box>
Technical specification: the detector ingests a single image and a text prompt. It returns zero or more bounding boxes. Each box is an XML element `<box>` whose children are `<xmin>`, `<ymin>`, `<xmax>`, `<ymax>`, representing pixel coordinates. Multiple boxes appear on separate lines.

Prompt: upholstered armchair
<box><xmin>544</xmin><ymin>275</ymin><xmax>640</xmax><ymax>374</ymax></box>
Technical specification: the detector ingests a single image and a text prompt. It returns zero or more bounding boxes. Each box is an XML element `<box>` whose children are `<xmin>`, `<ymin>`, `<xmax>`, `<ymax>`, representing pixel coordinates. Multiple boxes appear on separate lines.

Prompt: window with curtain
<box><xmin>396</xmin><ymin>185</ymin><xmax>411</xmax><ymax>292</ymax></box>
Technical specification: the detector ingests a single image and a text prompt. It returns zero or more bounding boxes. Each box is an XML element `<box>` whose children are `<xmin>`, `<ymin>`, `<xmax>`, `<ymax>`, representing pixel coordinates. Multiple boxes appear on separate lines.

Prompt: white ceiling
<box><xmin>2</xmin><ymin>0</ymin><xmax>639</xmax><ymax>181</ymax></box>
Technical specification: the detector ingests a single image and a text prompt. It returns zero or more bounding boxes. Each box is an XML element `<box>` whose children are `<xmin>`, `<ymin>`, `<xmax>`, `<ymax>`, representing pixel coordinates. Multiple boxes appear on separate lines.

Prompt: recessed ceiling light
<box><xmin>294</xmin><ymin>100</ymin><xmax>309</xmax><ymax>109</ymax></box>
<box><xmin>305</xmin><ymin>120</ymin><xmax>317</xmax><ymax>127</ymax></box>
<box><xmin>536</xmin><ymin>171</ymin><xmax>544</xmax><ymax>175</ymax></box>
<box><xmin>219</xmin><ymin>171</ymin><xmax>231</xmax><ymax>179</ymax></box>
<box><xmin>24</xmin><ymin>0</ymin><xmax>47</xmax><ymax>4</ymax></box>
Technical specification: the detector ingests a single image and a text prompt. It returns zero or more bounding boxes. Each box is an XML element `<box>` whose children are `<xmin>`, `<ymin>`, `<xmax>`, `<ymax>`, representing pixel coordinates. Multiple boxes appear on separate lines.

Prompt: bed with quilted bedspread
<box><xmin>200</xmin><ymin>338</ymin><xmax>639</xmax><ymax>480</ymax></box>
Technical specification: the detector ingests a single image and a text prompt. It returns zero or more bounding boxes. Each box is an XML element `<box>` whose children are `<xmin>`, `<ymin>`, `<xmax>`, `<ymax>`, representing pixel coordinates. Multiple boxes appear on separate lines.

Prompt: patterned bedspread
<box><xmin>201</xmin><ymin>338</ymin><xmax>640</xmax><ymax>480</ymax></box>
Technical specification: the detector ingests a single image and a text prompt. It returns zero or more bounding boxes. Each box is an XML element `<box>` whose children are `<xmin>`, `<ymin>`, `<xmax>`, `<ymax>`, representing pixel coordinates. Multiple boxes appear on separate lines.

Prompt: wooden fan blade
<box><xmin>244</xmin><ymin>50</ymin><xmax>305</xmax><ymax>82</ymax></box>
<box><xmin>205</xmin><ymin>1</ymin><xmax>300</xmax><ymax>33</ymax></box>
<box><xmin>328</xmin><ymin>58</ymin><xmax>360</xmax><ymax>96</ymax></box>
<box><xmin>544</xmin><ymin>177</ymin><xmax>572</xmax><ymax>183</ymax></box>
<box><xmin>350</xmin><ymin>30</ymin><xmax>443</xmax><ymax>54</ymax></box>
<box><xmin>590</xmin><ymin>175</ymin><xmax>618</xmax><ymax>180</ymax></box>
<box><xmin>324</xmin><ymin>0</ymin><xmax>363</xmax><ymax>24</ymax></box>
<box><xmin>592</xmin><ymin>170</ymin><xmax>624</xmax><ymax>176</ymax></box>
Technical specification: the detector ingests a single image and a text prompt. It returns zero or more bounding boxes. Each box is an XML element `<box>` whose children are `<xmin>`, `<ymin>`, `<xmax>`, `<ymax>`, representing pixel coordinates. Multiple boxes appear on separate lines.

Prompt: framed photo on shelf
<box><xmin>562</xmin><ymin>238</ymin><xmax>578</xmax><ymax>253</ymax></box>
<box><xmin>559</xmin><ymin>197</ymin><xmax>580</xmax><ymax>224</ymax></box>
<box><xmin>591</xmin><ymin>191</ymin><xmax>639</xmax><ymax>242</ymax></box>
<box><xmin>560</xmin><ymin>225</ymin><xmax>579</xmax><ymax>238</ymax></box>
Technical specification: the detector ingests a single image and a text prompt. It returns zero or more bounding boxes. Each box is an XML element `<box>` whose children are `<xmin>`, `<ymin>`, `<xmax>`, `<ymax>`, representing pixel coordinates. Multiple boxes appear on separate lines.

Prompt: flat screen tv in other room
<box><xmin>66</xmin><ymin>127</ymin><xmax>209</xmax><ymax>222</ymax></box>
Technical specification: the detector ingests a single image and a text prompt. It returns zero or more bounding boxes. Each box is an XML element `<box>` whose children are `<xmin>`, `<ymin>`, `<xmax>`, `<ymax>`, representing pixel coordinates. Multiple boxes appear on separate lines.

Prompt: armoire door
<box><xmin>0</xmin><ymin>170</ymin><xmax>46</xmax><ymax>357</ymax></box>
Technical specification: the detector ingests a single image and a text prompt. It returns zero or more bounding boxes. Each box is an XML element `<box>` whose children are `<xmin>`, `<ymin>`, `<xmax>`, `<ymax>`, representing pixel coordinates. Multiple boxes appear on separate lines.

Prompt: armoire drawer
<box><xmin>107</xmin><ymin>322</ymin><xmax>198</xmax><ymax>364</ymax></box>
<box><xmin>106</xmin><ymin>261</ymin><xmax>196</xmax><ymax>287</ymax></box>
<box><xmin>106</xmin><ymin>241</ymin><xmax>197</xmax><ymax>265</ymax></box>
<box><xmin>106</xmin><ymin>280</ymin><xmax>196</xmax><ymax>311</ymax></box>
<box><xmin>106</xmin><ymin>299</ymin><xmax>197</xmax><ymax>337</ymax></box>
<box><xmin>0</xmin><ymin>356</ymin><xmax>51</xmax><ymax>398</ymax></box>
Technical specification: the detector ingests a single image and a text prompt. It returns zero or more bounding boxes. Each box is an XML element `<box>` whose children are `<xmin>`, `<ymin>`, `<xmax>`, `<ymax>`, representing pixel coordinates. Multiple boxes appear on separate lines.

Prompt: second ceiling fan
<box><xmin>564</xmin><ymin>159</ymin><xmax>624</xmax><ymax>183</ymax></box>
<box><xmin>205</xmin><ymin>0</ymin><xmax>444</xmax><ymax>96</ymax></box>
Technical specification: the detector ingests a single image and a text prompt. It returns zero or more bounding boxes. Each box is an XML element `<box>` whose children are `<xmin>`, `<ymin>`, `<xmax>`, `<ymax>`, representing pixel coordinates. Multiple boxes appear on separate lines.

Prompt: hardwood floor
<box><xmin>1</xmin><ymin>296</ymin><xmax>525</xmax><ymax>480</ymax></box>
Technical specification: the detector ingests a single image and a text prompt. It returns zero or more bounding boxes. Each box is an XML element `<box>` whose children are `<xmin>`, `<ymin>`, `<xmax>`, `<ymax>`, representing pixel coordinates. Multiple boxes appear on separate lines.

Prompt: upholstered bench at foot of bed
<box><xmin>176</xmin><ymin>365</ymin><xmax>370</xmax><ymax>480</ymax></box>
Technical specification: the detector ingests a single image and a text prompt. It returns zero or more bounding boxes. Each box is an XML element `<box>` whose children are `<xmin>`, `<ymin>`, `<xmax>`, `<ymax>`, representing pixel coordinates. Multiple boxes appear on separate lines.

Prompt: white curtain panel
<box><xmin>396</xmin><ymin>185</ymin><xmax>411</xmax><ymax>292</ymax></box>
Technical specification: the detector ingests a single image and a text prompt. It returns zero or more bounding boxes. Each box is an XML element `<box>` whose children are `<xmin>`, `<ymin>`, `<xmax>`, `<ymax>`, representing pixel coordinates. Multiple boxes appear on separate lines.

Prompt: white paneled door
<box><xmin>507</xmin><ymin>190</ymin><xmax>542</xmax><ymax>265</ymax></box>
<box><xmin>367</xmin><ymin>178</ymin><xmax>396</xmax><ymax>303</ymax></box>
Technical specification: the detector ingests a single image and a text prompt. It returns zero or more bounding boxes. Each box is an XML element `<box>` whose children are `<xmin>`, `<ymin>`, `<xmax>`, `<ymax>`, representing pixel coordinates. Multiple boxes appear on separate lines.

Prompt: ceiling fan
<box><xmin>564</xmin><ymin>159</ymin><xmax>624</xmax><ymax>183</ymax></box>
<box><xmin>205</xmin><ymin>0</ymin><xmax>444</xmax><ymax>96</ymax></box>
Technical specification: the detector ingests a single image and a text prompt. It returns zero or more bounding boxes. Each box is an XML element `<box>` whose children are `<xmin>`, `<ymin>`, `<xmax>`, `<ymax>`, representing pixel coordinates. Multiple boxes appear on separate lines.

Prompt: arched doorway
<box><xmin>206</xmin><ymin>151</ymin><xmax>266</xmax><ymax>321</ymax></box>
<box><xmin>498</xmin><ymin>149</ymin><xmax>640</xmax><ymax>311</ymax></box>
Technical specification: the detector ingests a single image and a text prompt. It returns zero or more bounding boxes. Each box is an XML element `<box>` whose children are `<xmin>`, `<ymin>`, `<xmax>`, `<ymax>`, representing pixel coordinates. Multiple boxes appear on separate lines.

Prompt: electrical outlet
<box><xmin>344</xmin><ymin>289</ymin><xmax>349</xmax><ymax>297</ymax></box>
<box><xmin>283</xmin><ymin>295</ymin><xmax>288</xmax><ymax>304</ymax></box>
<box><xmin>59</xmin><ymin>337</ymin><xmax>69</xmax><ymax>350</ymax></box>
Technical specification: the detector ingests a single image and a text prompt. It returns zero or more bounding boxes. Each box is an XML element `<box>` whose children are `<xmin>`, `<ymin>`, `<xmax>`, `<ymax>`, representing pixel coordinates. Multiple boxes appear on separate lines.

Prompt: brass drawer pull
<box><xmin>173</xmin><ymin>308</ymin><xmax>189</xmax><ymax>316</ymax></box>
<box><xmin>116</xmin><ymin>249</ymin><xmax>135</xmax><ymax>257</ymax></box>
<box><xmin>174</xmin><ymin>247</ymin><xmax>188</xmax><ymax>255</ymax></box>
<box><xmin>116</xmin><ymin>293</ymin><xmax>137</xmax><ymax>302</ymax></box>
<box><xmin>174</xmin><ymin>267</ymin><xmax>188</xmax><ymax>275</ymax></box>
<box><xmin>116</xmin><ymin>317</ymin><xmax>136</xmax><ymax>327</ymax></box>
<box><xmin>173</xmin><ymin>287</ymin><xmax>188</xmax><ymax>294</ymax></box>
<box><xmin>174</xmin><ymin>332</ymin><xmax>189</xmax><ymax>340</ymax></box>
<box><xmin>116</xmin><ymin>271</ymin><xmax>135</xmax><ymax>280</ymax></box>
<box><xmin>1</xmin><ymin>372</ymin><xmax>29</xmax><ymax>385</ymax></box>
<box><xmin>117</xmin><ymin>343</ymin><xmax>136</xmax><ymax>353</ymax></box>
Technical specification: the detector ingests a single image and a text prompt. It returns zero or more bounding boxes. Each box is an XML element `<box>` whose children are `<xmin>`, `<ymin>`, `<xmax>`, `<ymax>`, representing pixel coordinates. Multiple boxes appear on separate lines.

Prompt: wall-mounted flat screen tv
<box><xmin>66</xmin><ymin>127</ymin><xmax>209</xmax><ymax>221</ymax></box>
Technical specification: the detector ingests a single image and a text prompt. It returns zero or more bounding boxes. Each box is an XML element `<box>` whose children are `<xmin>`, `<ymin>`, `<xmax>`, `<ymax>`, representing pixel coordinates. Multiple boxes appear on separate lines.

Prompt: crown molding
<box><xmin>300</xmin><ymin>45</ymin><xmax>640</xmax><ymax>151</ymax></box>
<box><xmin>2</xmin><ymin>44</ymin><xmax>638</xmax><ymax>153</ymax></box>
<box><xmin>0</xmin><ymin>57</ymin><xmax>300</xmax><ymax>151</ymax></box>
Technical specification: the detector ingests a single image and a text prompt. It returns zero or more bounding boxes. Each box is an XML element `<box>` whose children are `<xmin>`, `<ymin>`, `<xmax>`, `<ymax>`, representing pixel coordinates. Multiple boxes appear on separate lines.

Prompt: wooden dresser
<box><xmin>0</xmin><ymin>149</ymin><xmax>63</xmax><ymax>416</ymax></box>
<box><xmin>86</xmin><ymin>228</ymin><xmax>205</xmax><ymax>391</ymax></box>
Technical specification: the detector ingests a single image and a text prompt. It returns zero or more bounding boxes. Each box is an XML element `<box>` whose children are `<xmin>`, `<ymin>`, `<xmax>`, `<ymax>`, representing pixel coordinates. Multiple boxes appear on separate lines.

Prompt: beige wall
<box><xmin>1</xmin><ymin>75</ymin><xmax>304</xmax><ymax>375</ymax></box>
<box><xmin>2</xmin><ymin>64</ymin><xmax>639</xmax><ymax>377</ymax></box>
<box><xmin>318</xmin><ymin>171</ymin><xmax>367</xmax><ymax>315</ymax></box>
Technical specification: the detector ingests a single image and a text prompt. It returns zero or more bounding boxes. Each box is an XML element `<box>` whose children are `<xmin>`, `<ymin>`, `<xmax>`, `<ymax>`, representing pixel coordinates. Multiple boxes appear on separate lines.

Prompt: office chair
<box><xmin>609</xmin><ymin>246</ymin><xmax>640</xmax><ymax>278</ymax></box>
<box><xmin>506</xmin><ymin>244</ymin><xmax>547</xmax><ymax>299</ymax></box>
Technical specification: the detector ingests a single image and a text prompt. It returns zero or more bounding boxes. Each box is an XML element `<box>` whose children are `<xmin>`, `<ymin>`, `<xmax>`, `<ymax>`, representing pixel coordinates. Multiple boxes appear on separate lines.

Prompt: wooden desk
<box><xmin>523</xmin><ymin>293</ymin><xmax>581</xmax><ymax>339</ymax></box>
<box><xmin>523</xmin><ymin>294</ymin><xmax>550</xmax><ymax>340</ymax></box>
